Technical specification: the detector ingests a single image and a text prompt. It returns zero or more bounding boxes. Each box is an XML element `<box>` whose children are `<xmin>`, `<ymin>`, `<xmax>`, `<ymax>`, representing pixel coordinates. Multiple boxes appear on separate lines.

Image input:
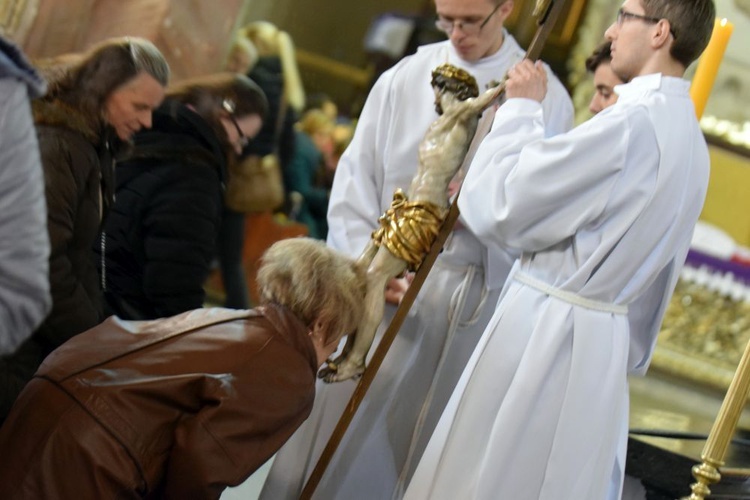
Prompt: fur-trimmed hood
<box><xmin>31</xmin><ymin>90</ymin><xmax>125</xmax><ymax>226</ymax></box>
<box><xmin>31</xmin><ymin>97</ymin><xmax>103</xmax><ymax>145</ymax></box>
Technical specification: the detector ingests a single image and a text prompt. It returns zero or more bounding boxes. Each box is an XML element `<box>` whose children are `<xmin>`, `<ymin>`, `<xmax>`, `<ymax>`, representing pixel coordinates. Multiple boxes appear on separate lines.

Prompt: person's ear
<box><xmin>652</xmin><ymin>19</ymin><xmax>673</xmax><ymax>48</ymax></box>
<box><xmin>309</xmin><ymin>320</ymin><xmax>330</xmax><ymax>345</ymax></box>
<box><xmin>498</xmin><ymin>0</ymin><xmax>515</xmax><ymax>22</ymax></box>
<box><xmin>311</xmin><ymin>320</ymin><xmax>324</xmax><ymax>336</ymax></box>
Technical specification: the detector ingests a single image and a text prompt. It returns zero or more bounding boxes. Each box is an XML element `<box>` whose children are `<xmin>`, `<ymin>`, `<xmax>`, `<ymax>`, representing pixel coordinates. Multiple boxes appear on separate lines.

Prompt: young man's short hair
<box><xmin>585</xmin><ymin>41</ymin><xmax>612</xmax><ymax>73</ymax></box>
<box><xmin>642</xmin><ymin>0</ymin><xmax>715</xmax><ymax>67</ymax></box>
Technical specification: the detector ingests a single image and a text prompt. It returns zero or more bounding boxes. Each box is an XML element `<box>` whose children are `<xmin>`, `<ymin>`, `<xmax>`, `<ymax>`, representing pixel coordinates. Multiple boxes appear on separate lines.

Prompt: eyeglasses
<box><xmin>435</xmin><ymin>2</ymin><xmax>502</xmax><ymax>36</ymax></box>
<box><xmin>616</xmin><ymin>8</ymin><xmax>676</xmax><ymax>38</ymax></box>
<box><xmin>222</xmin><ymin>98</ymin><xmax>249</xmax><ymax>149</ymax></box>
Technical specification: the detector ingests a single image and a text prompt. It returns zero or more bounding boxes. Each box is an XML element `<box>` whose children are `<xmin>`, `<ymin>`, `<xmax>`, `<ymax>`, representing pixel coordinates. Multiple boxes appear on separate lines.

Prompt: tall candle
<box><xmin>690</xmin><ymin>18</ymin><xmax>734</xmax><ymax>120</ymax></box>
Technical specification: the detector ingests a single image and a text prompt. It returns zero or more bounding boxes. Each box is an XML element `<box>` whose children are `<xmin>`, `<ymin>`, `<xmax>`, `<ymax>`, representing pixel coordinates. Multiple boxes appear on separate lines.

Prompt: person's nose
<box><xmin>449</xmin><ymin>24</ymin><xmax>467</xmax><ymax>42</ymax></box>
<box><xmin>589</xmin><ymin>94</ymin><xmax>602</xmax><ymax>115</ymax></box>
<box><xmin>139</xmin><ymin>110</ymin><xmax>153</xmax><ymax>130</ymax></box>
<box><xmin>604</xmin><ymin>23</ymin><xmax>617</xmax><ymax>41</ymax></box>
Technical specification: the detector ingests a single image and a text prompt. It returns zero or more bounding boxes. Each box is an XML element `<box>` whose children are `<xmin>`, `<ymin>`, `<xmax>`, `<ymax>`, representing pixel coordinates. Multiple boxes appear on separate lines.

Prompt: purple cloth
<box><xmin>686</xmin><ymin>249</ymin><xmax>750</xmax><ymax>285</ymax></box>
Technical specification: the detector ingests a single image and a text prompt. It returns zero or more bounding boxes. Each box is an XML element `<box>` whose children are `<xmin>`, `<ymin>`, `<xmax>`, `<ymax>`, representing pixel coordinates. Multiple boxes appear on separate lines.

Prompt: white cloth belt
<box><xmin>514</xmin><ymin>271</ymin><xmax>628</xmax><ymax>315</ymax></box>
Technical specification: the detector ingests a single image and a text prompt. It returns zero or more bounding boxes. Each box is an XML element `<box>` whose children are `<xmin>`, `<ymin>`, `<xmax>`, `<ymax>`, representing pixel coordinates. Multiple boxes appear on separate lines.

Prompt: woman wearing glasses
<box><xmin>96</xmin><ymin>73</ymin><xmax>267</xmax><ymax>321</ymax></box>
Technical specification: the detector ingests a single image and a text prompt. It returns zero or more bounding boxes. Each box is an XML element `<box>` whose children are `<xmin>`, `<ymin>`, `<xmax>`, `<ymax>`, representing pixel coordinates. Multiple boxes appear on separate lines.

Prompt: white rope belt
<box><xmin>514</xmin><ymin>271</ymin><xmax>628</xmax><ymax>315</ymax></box>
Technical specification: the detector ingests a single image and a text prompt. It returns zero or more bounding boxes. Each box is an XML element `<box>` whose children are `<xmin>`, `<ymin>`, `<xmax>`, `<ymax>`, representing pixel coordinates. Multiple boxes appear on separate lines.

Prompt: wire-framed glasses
<box><xmin>222</xmin><ymin>98</ymin><xmax>249</xmax><ymax>149</ymax></box>
<box><xmin>435</xmin><ymin>2</ymin><xmax>502</xmax><ymax>36</ymax></box>
<box><xmin>616</xmin><ymin>8</ymin><xmax>676</xmax><ymax>38</ymax></box>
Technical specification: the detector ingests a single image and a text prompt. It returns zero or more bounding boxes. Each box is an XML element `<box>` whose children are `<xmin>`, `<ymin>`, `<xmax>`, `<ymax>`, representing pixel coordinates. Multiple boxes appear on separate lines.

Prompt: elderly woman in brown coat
<box><xmin>0</xmin><ymin>237</ymin><xmax>366</xmax><ymax>499</ymax></box>
<box><xmin>0</xmin><ymin>37</ymin><xmax>169</xmax><ymax>420</ymax></box>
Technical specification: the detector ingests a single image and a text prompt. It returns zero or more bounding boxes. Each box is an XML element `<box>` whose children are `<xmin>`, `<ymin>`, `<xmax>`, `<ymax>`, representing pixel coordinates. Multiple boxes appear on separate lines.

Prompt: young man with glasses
<box><xmin>260</xmin><ymin>0</ymin><xmax>573</xmax><ymax>498</ymax></box>
<box><xmin>404</xmin><ymin>0</ymin><xmax>715</xmax><ymax>498</ymax></box>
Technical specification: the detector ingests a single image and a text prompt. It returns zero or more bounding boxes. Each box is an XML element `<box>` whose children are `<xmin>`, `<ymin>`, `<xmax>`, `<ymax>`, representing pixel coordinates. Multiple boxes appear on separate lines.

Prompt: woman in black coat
<box><xmin>97</xmin><ymin>73</ymin><xmax>267</xmax><ymax>320</ymax></box>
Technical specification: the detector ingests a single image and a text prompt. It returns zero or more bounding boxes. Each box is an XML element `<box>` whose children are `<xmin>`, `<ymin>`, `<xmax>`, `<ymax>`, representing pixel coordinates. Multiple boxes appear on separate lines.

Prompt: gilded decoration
<box><xmin>654</xmin><ymin>277</ymin><xmax>750</xmax><ymax>391</ymax></box>
<box><xmin>372</xmin><ymin>189</ymin><xmax>448</xmax><ymax>272</ymax></box>
<box><xmin>646</xmin><ymin>242</ymin><xmax>750</xmax><ymax>392</ymax></box>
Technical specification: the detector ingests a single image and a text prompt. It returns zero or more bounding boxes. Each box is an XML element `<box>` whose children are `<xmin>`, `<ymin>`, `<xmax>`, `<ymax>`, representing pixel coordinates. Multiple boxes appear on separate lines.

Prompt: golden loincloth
<box><xmin>371</xmin><ymin>189</ymin><xmax>448</xmax><ymax>271</ymax></box>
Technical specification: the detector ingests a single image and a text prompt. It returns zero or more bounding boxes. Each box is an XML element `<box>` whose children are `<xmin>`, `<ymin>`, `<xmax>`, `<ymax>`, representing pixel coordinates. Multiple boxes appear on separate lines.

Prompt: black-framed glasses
<box><xmin>222</xmin><ymin>98</ymin><xmax>249</xmax><ymax>149</ymax></box>
<box><xmin>616</xmin><ymin>8</ymin><xmax>676</xmax><ymax>38</ymax></box>
<box><xmin>435</xmin><ymin>2</ymin><xmax>502</xmax><ymax>36</ymax></box>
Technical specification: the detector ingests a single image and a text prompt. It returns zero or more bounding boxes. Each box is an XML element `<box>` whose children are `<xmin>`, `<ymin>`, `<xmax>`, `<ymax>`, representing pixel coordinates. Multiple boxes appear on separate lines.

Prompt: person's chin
<box><xmin>118</xmin><ymin>128</ymin><xmax>135</xmax><ymax>141</ymax></box>
<box><xmin>455</xmin><ymin>45</ymin><xmax>477</xmax><ymax>61</ymax></box>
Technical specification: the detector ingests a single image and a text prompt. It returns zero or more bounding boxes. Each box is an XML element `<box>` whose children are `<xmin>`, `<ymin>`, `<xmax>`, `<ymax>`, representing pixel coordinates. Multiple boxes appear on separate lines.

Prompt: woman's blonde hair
<box><xmin>297</xmin><ymin>109</ymin><xmax>334</xmax><ymax>137</ymax></box>
<box><xmin>225</xmin><ymin>36</ymin><xmax>258</xmax><ymax>74</ymax></box>
<box><xmin>237</xmin><ymin>21</ymin><xmax>305</xmax><ymax>113</ymax></box>
<box><xmin>257</xmin><ymin>238</ymin><xmax>366</xmax><ymax>345</ymax></box>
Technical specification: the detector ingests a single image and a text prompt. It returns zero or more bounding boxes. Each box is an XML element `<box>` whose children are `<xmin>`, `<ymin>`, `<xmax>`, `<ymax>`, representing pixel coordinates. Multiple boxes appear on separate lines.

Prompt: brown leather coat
<box><xmin>0</xmin><ymin>304</ymin><xmax>318</xmax><ymax>499</ymax></box>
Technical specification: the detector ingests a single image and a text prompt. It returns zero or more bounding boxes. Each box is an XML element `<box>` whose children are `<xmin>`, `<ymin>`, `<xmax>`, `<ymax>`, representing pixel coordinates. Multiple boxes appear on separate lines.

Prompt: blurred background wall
<box><xmin>0</xmin><ymin>0</ymin><xmax>590</xmax><ymax>116</ymax></box>
<box><xmin>1</xmin><ymin>0</ymin><xmax>246</xmax><ymax>80</ymax></box>
<box><xmin>3</xmin><ymin>0</ymin><xmax>749</xmax><ymax>124</ymax></box>
<box><xmin>3</xmin><ymin>0</ymin><xmax>750</xmax><ymax>245</ymax></box>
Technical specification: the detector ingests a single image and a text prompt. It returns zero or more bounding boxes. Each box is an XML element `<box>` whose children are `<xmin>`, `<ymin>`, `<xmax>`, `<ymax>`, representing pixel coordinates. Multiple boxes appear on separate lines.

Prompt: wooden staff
<box><xmin>300</xmin><ymin>1</ymin><xmax>568</xmax><ymax>497</ymax></box>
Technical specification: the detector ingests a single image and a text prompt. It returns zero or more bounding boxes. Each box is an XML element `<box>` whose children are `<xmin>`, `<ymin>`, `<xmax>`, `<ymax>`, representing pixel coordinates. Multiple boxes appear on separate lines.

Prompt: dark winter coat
<box><xmin>31</xmin><ymin>95</ymin><xmax>116</xmax><ymax>349</ymax></box>
<box><xmin>245</xmin><ymin>56</ymin><xmax>296</xmax><ymax>170</ymax></box>
<box><xmin>97</xmin><ymin>99</ymin><xmax>227</xmax><ymax>320</ymax></box>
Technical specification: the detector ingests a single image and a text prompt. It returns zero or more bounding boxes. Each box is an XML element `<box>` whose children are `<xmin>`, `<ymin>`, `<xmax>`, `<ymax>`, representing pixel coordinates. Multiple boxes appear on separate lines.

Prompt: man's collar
<box><xmin>456</xmin><ymin>29</ymin><xmax>522</xmax><ymax>67</ymax></box>
<box><xmin>615</xmin><ymin>73</ymin><xmax>663</xmax><ymax>97</ymax></box>
<box><xmin>615</xmin><ymin>73</ymin><xmax>690</xmax><ymax>99</ymax></box>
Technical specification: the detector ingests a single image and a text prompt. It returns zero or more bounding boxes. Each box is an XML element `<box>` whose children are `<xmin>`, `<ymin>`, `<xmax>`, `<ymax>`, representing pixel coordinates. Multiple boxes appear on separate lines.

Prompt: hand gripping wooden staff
<box><xmin>300</xmin><ymin>1</ymin><xmax>568</xmax><ymax>497</ymax></box>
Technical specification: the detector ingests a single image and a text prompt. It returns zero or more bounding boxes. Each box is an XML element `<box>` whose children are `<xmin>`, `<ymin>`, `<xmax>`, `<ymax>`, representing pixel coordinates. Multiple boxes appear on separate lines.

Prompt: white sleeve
<box><xmin>540</xmin><ymin>66</ymin><xmax>575</xmax><ymax>137</ymax></box>
<box><xmin>459</xmin><ymin>100</ymin><xmax>632</xmax><ymax>252</ymax></box>
<box><xmin>326</xmin><ymin>69</ymin><xmax>396</xmax><ymax>258</ymax></box>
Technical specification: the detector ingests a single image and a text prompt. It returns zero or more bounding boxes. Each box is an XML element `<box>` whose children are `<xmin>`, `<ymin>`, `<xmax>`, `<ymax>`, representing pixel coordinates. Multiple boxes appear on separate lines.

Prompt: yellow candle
<box><xmin>690</xmin><ymin>18</ymin><xmax>734</xmax><ymax>119</ymax></box>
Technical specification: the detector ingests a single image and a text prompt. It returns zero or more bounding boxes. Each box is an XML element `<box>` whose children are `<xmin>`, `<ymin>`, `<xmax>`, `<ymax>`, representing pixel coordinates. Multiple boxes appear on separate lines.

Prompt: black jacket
<box><xmin>97</xmin><ymin>100</ymin><xmax>227</xmax><ymax>320</ymax></box>
<box><xmin>246</xmin><ymin>56</ymin><xmax>296</xmax><ymax>169</ymax></box>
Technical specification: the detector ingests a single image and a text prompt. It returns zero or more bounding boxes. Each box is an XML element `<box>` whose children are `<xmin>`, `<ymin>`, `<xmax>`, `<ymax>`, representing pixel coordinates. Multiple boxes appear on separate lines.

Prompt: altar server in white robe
<box><xmin>404</xmin><ymin>0</ymin><xmax>715</xmax><ymax>498</ymax></box>
<box><xmin>259</xmin><ymin>0</ymin><xmax>574</xmax><ymax>498</ymax></box>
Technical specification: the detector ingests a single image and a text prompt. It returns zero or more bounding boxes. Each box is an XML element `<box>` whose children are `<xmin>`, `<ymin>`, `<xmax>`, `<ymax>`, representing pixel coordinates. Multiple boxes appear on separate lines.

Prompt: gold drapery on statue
<box><xmin>371</xmin><ymin>189</ymin><xmax>448</xmax><ymax>271</ymax></box>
